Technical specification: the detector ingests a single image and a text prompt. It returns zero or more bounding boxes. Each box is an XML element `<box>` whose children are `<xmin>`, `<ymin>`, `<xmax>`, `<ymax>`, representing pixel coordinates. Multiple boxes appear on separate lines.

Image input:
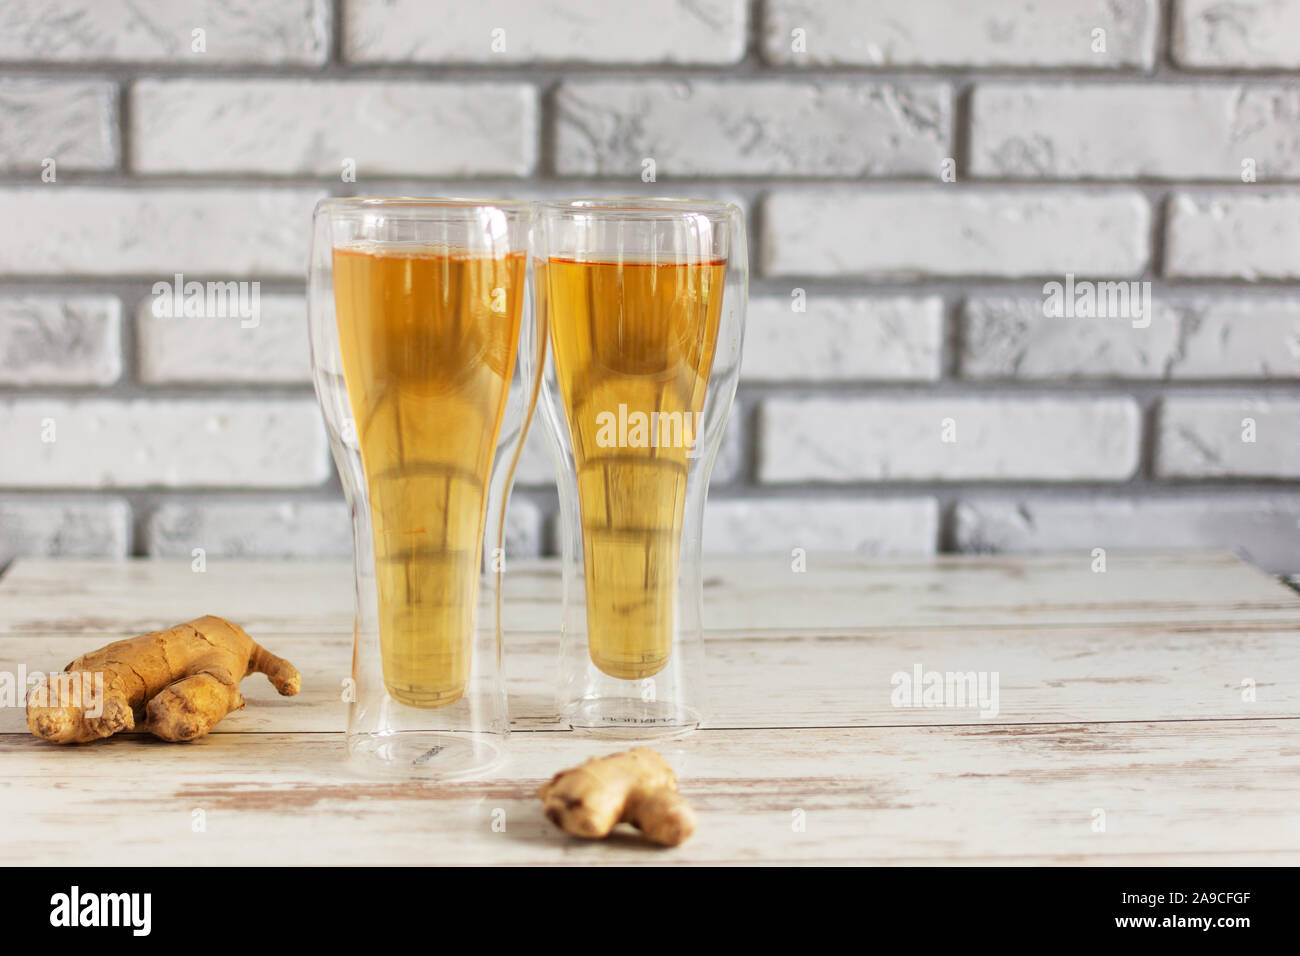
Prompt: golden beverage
<box><xmin>546</xmin><ymin>256</ymin><xmax>726</xmax><ymax>680</ymax></box>
<box><xmin>333</xmin><ymin>245</ymin><xmax>523</xmax><ymax>707</ymax></box>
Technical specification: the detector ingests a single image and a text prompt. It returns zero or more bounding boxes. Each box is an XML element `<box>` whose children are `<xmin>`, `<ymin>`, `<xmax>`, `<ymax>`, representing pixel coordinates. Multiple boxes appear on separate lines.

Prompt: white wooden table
<box><xmin>1</xmin><ymin>550</ymin><xmax>1298</xmax><ymax>865</ymax></box>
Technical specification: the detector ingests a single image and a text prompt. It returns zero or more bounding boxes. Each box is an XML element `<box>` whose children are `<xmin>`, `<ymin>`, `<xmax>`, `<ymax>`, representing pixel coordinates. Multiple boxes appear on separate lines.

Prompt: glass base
<box><xmin>346</xmin><ymin>731</ymin><xmax>504</xmax><ymax>780</ymax></box>
<box><xmin>564</xmin><ymin>698</ymin><xmax>701</xmax><ymax>739</ymax></box>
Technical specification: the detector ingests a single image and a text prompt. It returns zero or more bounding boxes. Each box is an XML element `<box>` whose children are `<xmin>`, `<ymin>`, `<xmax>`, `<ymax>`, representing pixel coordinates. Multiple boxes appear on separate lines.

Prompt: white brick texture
<box><xmin>0</xmin><ymin>400</ymin><xmax>329</xmax><ymax>489</ymax></box>
<box><xmin>1166</xmin><ymin>193</ymin><xmax>1300</xmax><ymax>280</ymax></box>
<box><xmin>0</xmin><ymin>295</ymin><xmax>122</xmax><ymax>386</ymax></box>
<box><xmin>1157</xmin><ymin>398</ymin><xmax>1300</xmax><ymax>478</ymax></box>
<box><xmin>146</xmin><ymin>495</ymin><xmax>543</xmax><ymax>559</ymax></box>
<box><xmin>0</xmin><ymin>1</ymin><xmax>330</xmax><ymax>64</ymax></box>
<box><xmin>763</xmin><ymin>0</ymin><xmax>1157</xmax><ymax>69</ymax></box>
<box><xmin>954</xmin><ymin>496</ymin><xmax>1300</xmax><ymax>574</ymax></box>
<box><xmin>743</xmin><ymin>296</ymin><xmax>943</xmax><ymax>383</ymax></box>
<box><xmin>759</xmin><ymin>398</ymin><xmax>1141</xmax><ymax>483</ymax></box>
<box><xmin>0</xmin><ymin>0</ymin><xmax>1295</xmax><ymax>571</ymax></box>
<box><xmin>1173</xmin><ymin>0</ymin><xmax>1300</xmax><ymax>69</ymax></box>
<box><xmin>555</xmin><ymin>81</ymin><xmax>951</xmax><ymax>177</ymax></box>
<box><xmin>703</xmin><ymin>497</ymin><xmax>939</xmax><ymax>555</ymax></box>
<box><xmin>0</xmin><ymin>79</ymin><xmax>116</xmax><ymax>171</ymax></box>
<box><xmin>132</xmin><ymin>80</ymin><xmax>537</xmax><ymax>177</ymax></box>
<box><xmin>961</xmin><ymin>296</ymin><xmax>1300</xmax><ymax>380</ymax></box>
<box><xmin>0</xmin><ymin>498</ymin><xmax>131</xmax><ymax>563</ymax></box>
<box><xmin>136</xmin><ymin>294</ymin><xmax>311</xmax><ymax>385</ymax></box>
<box><xmin>972</xmin><ymin>84</ymin><xmax>1300</xmax><ymax>180</ymax></box>
<box><xmin>763</xmin><ymin>190</ymin><xmax>1150</xmax><ymax>277</ymax></box>
<box><xmin>345</xmin><ymin>0</ymin><xmax>746</xmax><ymax>64</ymax></box>
<box><xmin>146</xmin><ymin>499</ymin><xmax>351</xmax><ymax>559</ymax></box>
<box><xmin>0</xmin><ymin>188</ymin><xmax>321</xmax><ymax>277</ymax></box>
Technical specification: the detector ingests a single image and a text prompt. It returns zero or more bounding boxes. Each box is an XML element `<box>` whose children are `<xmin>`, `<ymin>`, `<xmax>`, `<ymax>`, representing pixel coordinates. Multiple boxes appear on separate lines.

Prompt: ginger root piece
<box><xmin>539</xmin><ymin>747</ymin><xmax>696</xmax><ymax>847</ymax></box>
<box><xmin>26</xmin><ymin>615</ymin><xmax>300</xmax><ymax>744</ymax></box>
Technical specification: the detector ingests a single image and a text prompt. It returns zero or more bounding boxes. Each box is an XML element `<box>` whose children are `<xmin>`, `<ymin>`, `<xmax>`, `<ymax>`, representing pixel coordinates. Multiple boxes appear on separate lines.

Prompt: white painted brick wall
<box><xmin>146</xmin><ymin>499</ymin><xmax>351</xmax><ymax>559</ymax></box>
<box><xmin>703</xmin><ymin>497</ymin><xmax>939</xmax><ymax>555</ymax></box>
<box><xmin>1165</xmin><ymin>193</ymin><xmax>1300</xmax><ymax>280</ymax></box>
<box><xmin>0</xmin><ymin>498</ymin><xmax>131</xmax><ymax>562</ymax></box>
<box><xmin>133</xmin><ymin>80</ymin><xmax>537</xmax><ymax>177</ymax></box>
<box><xmin>136</xmin><ymin>294</ymin><xmax>312</xmax><ymax>385</ymax></box>
<box><xmin>744</xmin><ymin>296</ymin><xmax>943</xmax><ymax>383</ymax></box>
<box><xmin>971</xmin><ymin>84</ymin><xmax>1300</xmax><ymax>180</ymax></box>
<box><xmin>1</xmin><ymin>188</ymin><xmax>321</xmax><ymax>277</ymax></box>
<box><xmin>145</xmin><ymin>495</ymin><xmax>543</xmax><ymax>559</ymax></box>
<box><xmin>1172</xmin><ymin>0</ymin><xmax>1300</xmax><ymax>69</ymax></box>
<box><xmin>555</xmin><ymin>81</ymin><xmax>951</xmax><ymax>177</ymax></box>
<box><xmin>0</xmin><ymin>0</ymin><xmax>1296</xmax><ymax>573</ymax></box>
<box><xmin>1157</xmin><ymin>398</ymin><xmax>1300</xmax><ymax>478</ymax></box>
<box><xmin>961</xmin><ymin>296</ymin><xmax>1300</xmax><ymax>380</ymax></box>
<box><xmin>0</xmin><ymin>79</ymin><xmax>116</xmax><ymax>171</ymax></box>
<box><xmin>954</xmin><ymin>496</ymin><xmax>1300</xmax><ymax>573</ymax></box>
<box><xmin>0</xmin><ymin>295</ymin><xmax>121</xmax><ymax>386</ymax></box>
<box><xmin>762</xmin><ymin>0</ymin><xmax>1158</xmax><ymax>69</ymax></box>
<box><xmin>0</xmin><ymin>400</ymin><xmax>329</xmax><ymax>488</ymax></box>
<box><xmin>759</xmin><ymin>398</ymin><xmax>1141</xmax><ymax>483</ymax></box>
<box><xmin>0</xmin><ymin>0</ymin><xmax>330</xmax><ymax>64</ymax></box>
<box><xmin>345</xmin><ymin>0</ymin><xmax>747</xmax><ymax>64</ymax></box>
<box><xmin>762</xmin><ymin>190</ymin><xmax>1150</xmax><ymax>277</ymax></box>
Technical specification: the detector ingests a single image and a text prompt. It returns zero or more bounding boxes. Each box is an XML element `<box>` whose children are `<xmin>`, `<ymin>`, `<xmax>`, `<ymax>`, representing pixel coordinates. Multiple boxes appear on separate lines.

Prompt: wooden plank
<box><xmin>1</xmin><ymin>721</ymin><xmax>1297</xmax><ymax>865</ymax></box>
<box><xmin>3</xmin><ymin>621</ymin><xmax>1297</xmax><ymax>734</ymax></box>
<box><xmin>1</xmin><ymin>550</ymin><xmax>1298</xmax><ymax>637</ymax></box>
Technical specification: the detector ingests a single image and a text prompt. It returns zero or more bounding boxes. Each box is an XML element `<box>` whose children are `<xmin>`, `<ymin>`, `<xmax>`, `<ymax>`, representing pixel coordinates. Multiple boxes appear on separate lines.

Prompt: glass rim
<box><xmin>539</xmin><ymin>197</ymin><xmax>740</xmax><ymax>221</ymax></box>
<box><xmin>315</xmin><ymin>196</ymin><xmax>532</xmax><ymax>217</ymax></box>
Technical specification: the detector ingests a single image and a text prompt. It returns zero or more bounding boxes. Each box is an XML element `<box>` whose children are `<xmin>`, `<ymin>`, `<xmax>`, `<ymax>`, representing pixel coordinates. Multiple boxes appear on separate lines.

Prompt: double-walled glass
<box><xmin>308</xmin><ymin>197</ymin><xmax>539</xmax><ymax>777</ymax></box>
<box><xmin>536</xmin><ymin>199</ymin><xmax>747</xmax><ymax>737</ymax></box>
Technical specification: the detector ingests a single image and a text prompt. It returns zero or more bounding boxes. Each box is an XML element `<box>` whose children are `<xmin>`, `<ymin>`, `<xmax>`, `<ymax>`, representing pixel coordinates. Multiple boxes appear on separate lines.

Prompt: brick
<box><xmin>1156</xmin><ymin>397</ymin><xmax>1300</xmax><ymax>478</ymax></box>
<box><xmin>501</xmin><ymin>495</ymin><xmax>543</xmax><ymax>557</ymax></box>
<box><xmin>0</xmin><ymin>0</ymin><xmax>330</xmax><ymax>64</ymax></box>
<box><xmin>143</xmin><ymin>493</ymin><xmax>543</xmax><ymax>559</ymax></box>
<box><xmin>960</xmin><ymin>295</ymin><xmax>1300</xmax><ymax>380</ymax></box>
<box><xmin>0</xmin><ymin>399</ymin><xmax>329</xmax><ymax>488</ymax></box>
<box><xmin>972</xmin><ymin>83</ymin><xmax>1300</xmax><ymax>180</ymax></box>
<box><xmin>345</xmin><ymin>0</ymin><xmax>745</xmax><ymax>64</ymax></box>
<box><xmin>763</xmin><ymin>0</ymin><xmax>1157</xmax><ymax>69</ymax></box>
<box><xmin>146</xmin><ymin>499</ymin><xmax>350</xmax><ymax>559</ymax></box>
<box><xmin>514</xmin><ymin>421</ymin><xmax>560</xmax><ymax>487</ymax></box>
<box><xmin>743</xmin><ymin>295</ymin><xmax>943</xmax><ymax>382</ymax></box>
<box><xmin>759</xmin><ymin>397</ymin><xmax>1141</xmax><ymax>482</ymax></box>
<box><xmin>0</xmin><ymin>188</ymin><xmax>320</xmax><ymax>277</ymax></box>
<box><xmin>0</xmin><ymin>79</ymin><xmax>116</xmax><ymax>172</ymax></box>
<box><xmin>555</xmin><ymin>80</ymin><xmax>951</xmax><ymax>178</ymax></box>
<box><xmin>0</xmin><ymin>498</ymin><xmax>130</xmax><ymax>563</ymax></box>
<box><xmin>137</xmin><ymin>294</ymin><xmax>311</xmax><ymax>385</ymax></box>
<box><xmin>146</xmin><ymin>495</ymin><xmax>542</xmax><ymax>559</ymax></box>
<box><xmin>0</xmin><ymin>295</ymin><xmax>121</xmax><ymax>386</ymax></box>
<box><xmin>954</xmin><ymin>496</ymin><xmax>1300</xmax><ymax>574</ymax></box>
<box><xmin>1173</xmin><ymin>0</ymin><xmax>1300</xmax><ymax>69</ymax></box>
<box><xmin>133</xmin><ymin>79</ymin><xmax>537</xmax><ymax>177</ymax></box>
<box><xmin>1166</xmin><ymin>192</ymin><xmax>1300</xmax><ymax>280</ymax></box>
<box><xmin>703</xmin><ymin>496</ymin><xmax>938</xmax><ymax>555</ymax></box>
<box><xmin>710</xmin><ymin>416</ymin><xmax>746</xmax><ymax>485</ymax></box>
<box><xmin>763</xmin><ymin>189</ymin><xmax>1149</xmax><ymax>277</ymax></box>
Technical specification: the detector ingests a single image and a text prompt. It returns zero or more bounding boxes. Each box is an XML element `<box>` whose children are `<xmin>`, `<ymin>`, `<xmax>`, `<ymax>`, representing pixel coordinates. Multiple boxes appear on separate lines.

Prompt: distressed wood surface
<box><xmin>1</xmin><ymin>722</ymin><xmax>1297</xmax><ymax>866</ymax></box>
<box><xmin>1</xmin><ymin>550</ymin><xmax>1296</xmax><ymax>637</ymax></box>
<box><xmin>1</xmin><ymin>551</ymin><xmax>1299</xmax><ymax>865</ymax></box>
<box><xmin>3</xmin><ymin>622</ymin><xmax>1297</xmax><ymax>733</ymax></box>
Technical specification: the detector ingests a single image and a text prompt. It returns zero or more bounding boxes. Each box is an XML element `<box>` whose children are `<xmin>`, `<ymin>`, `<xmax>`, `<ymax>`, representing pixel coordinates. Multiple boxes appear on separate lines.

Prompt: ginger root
<box><xmin>26</xmin><ymin>615</ymin><xmax>300</xmax><ymax>744</ymax></box>
<box><xmin>539</xmin><ymin>748</ymin><xmax>696</xmax><ymax>847</ymax></box>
